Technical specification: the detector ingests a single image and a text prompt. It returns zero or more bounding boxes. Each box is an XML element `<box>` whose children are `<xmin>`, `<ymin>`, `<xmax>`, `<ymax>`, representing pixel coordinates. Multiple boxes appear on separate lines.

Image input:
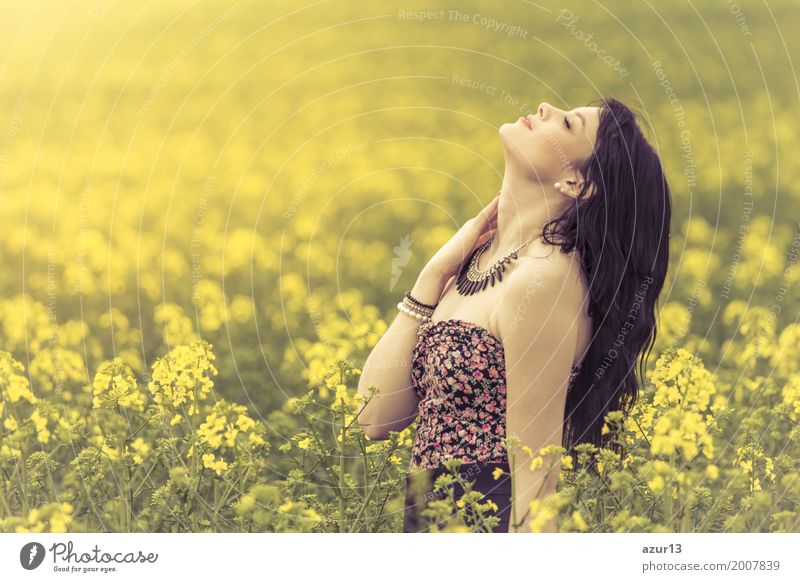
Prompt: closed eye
<box><xmin>563</xmin><ymin>116</ymin><xmax>572</xmax><ymax>131</ymax></box>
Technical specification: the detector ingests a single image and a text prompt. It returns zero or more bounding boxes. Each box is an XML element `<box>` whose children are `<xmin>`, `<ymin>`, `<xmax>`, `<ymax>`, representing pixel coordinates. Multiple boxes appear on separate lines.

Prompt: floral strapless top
<box><xmin>409</xmin><ymin>318</ymin><xmax>581</xmax><ymax>471</ymax></box>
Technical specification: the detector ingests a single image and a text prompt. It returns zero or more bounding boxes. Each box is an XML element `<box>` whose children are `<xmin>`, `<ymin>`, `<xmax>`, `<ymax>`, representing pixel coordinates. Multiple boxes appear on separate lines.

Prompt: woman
<box><xmin>357</xmin><ymin>97</ymin><xmax>672</xmax><ymax>533</ymax></box>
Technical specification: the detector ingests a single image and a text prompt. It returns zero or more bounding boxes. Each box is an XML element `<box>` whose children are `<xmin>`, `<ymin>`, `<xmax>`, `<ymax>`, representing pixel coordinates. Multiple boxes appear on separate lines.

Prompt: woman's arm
<box><xmin>356</xmin><ymin>267</ymin><xmax>451</xmax><ymax>440</ymax></box>
<box><xmin>496</xmin><ymin>253</ymin><xmax>584</xmax><ymax>532</ymax></box>
<box><xmin>356</xmin><ymin>194</ymin><xmax>500</xmax><ymax>440</ymax></box>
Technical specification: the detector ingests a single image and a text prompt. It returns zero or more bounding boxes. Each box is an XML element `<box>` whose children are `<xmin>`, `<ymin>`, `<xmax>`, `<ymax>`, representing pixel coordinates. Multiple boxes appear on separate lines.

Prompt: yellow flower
<box><xmin>49</xmin><ymin>503</ymin><xmax>74</xmax><ymax>533</ymax></box>
<box><xmin>492</xmin><ymin>467</ymin><xmax>504</xmax><ymax>480</ymax></box>
<box><xmin>4</xmin><ymin>416</ymin><xmax>19</xmax><ymax>432</ymax></box>
<box><xmin>202</xmin><ymin>452</ymin><xmax>228</xmax><ymax>476</ymax></box>
<box><xmin>561</xmin><ymin>456</ymin><xmax>574</xmax><ymax>470</ymax></box>
<box><xmin>131</xmin><ymin>437</ymin><xmax>150</xmax><ymax>458</ymax></box>
<box><xmin>648</xmin><ymin>475</ymin><xmax>665</xmax><ymax>493</ymax></box>
<box><xmin>297</xmin><ymin>437</ymin><xmax>312</xmax><ymax>449</ymax></box>
<box><xmin>198</xmin><ymin>412</ymin><xmax>226</xmax><ymax>449</ymax></box>
<box><xmin>101</xmin><ymin>443</ymin><xmax>119</xmax><ymax>461</ymax></box>
<box><xmin>236</xmin><ymin>414</ymin><xmax>256</xmax><ymax>432</ymax></box>
<box><xmin>334</xmin><ymin>383</ymin><xmax>349</xmax><ymax>407</ymax></box>
<box><xmin>30</xmin><ymin>409</ymin><xmax>51</xmax><ymax>444</ymax></box>
<box><xmin>198</xmin><ymin>400</ymin><xmax>263</xmax><ymax>453</ymax></box>
<box><xmin>529</xmin><ymin>456</ymin><xmax>543</xmax><ymax>471</ymax></box>
<box><xmin>572</xmin><ymin>510</ymin><xmax>588</xmax><ymax>531</ymax></box>
<box><xmin>0</xmin><ymin>351</ymin><xmax>37</xmax><ymax>405</ymax></box>
<box><xmin>147</xmin><ymin>340</ymin><xmax>217</xmax><ymax>414</ymax></box>
<box><xmin>92</xmin><ymin>358</ymin><xmax>144</xmax><ymax>410</ymax></box>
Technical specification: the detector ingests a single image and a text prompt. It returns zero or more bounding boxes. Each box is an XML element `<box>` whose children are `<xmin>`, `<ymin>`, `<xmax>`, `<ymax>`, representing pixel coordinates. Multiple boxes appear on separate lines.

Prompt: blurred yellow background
<box><xmin>0</xmin><ymin>0</ymin><xmax>798</xmax><ymax>533</ymax></box>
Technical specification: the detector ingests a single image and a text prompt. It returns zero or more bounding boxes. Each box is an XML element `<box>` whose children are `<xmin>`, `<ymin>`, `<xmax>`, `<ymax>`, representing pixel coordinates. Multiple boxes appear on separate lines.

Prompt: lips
<box><xmin>520</xmin><ymin>116</ymin><xmax>532</xmax><ymax>130</ymax></box>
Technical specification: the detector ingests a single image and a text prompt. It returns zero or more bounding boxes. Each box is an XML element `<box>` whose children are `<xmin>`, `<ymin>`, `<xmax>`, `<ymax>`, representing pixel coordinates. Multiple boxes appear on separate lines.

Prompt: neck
<box><xmin>487</xmin><ymin>168</ymin><xmax>572</xmax><ymax>259</ymax></box>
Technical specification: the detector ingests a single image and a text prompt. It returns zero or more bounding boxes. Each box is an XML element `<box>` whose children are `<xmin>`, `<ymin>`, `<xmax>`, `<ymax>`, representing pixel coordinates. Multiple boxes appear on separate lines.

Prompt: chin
<box><xmin>499</xmin><ymin>120</ymin><xmax>521</xmax><ymax>133</ymax></box>
<box><xmin>498</xmin><ymin>123</ymin><xmax>528</xmax><ymax>151</ymax></box>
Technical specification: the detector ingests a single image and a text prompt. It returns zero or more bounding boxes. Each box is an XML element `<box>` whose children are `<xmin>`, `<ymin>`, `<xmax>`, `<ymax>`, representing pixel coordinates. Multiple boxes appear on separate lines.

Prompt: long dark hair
<box><xmin>540</xmin><ymin>97</ymin><xmax>672</xmax><ymax>467</ymax></box>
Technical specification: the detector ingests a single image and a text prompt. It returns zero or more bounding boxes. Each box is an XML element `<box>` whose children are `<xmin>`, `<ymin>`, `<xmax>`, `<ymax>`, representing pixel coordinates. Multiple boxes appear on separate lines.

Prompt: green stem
<box><xmin>212</xmin><ymin>479</ymin><xmax>220</xmax><ymax>529</ymax></box>
<box><xmin>189</xmin><ymin>406</ymin><xmax>199</xmax><ymax>531</ymax></box>
<box><xmin>0</xmin><ymin>480</ymin><xmax>12</xmax><ymax>517</ymax></box>
<box><xmin>302</xmin><ymin>412</ymin><xmax>341</xmax><ymax>496</ymax></box>
<box><xmin>125</xmin><ymin>410</ymin><xmax>155</xmax><ymax>443</ymax></box>
<box><xmin>349</xmin><ymin>444</ymin><xmax>395</xmax><ymax>532</ymax></box>
<box><xmin>664</xmin><ymin>452</ymin><xmax>674</xmax><ymax>530</ymax></box>
<box><xmin>127</xmin><ymin>461</ymin><xmax>133</xmax><ymax>532</ymax></box>
<box><xmin>132</xmin><ymin>460</ymin><xmax>160</xmax><ymax>497</ymax></box>
<box><xmin>370</xmin><ymin>484</ymin><xmax>398</xmax><ymax>532</ymax></box>
<box><xmin>357</xmin><ymin>434</ymin><xmax>369</xmax><ymax>501</ymax></box>
<box><xmin>510</xmin><ymin>448</ymin><xmax>518</xmax><ymax>532</ymax></box>
<box><xmin>338</xmin><ymin>403</ymin><xmax>346</xmax><ymax>533</ymax></box>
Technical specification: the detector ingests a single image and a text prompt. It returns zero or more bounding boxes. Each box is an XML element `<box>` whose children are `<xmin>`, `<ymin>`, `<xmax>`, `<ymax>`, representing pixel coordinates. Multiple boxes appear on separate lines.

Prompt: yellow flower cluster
<box><xmin>202</xmin><ymin>453</ymin><xmax>228</xmax><ymax>476</ymax></box>
<box><xmin>195</xmin><ymin>399</ymin><xmax>266</xmax><ymax>475</ymax></box>
<box><xmin>1</xmin><ymin>502</ymin><xmax>73</xmax><ymax>533</ymax></box>
<box><xmin>198</xmin><ymin>400</ymin><xmax>264</xmax><ymax>449</ymax></box>
<box><xmin>154</xmin><ymin>303</ymin><xmax>199</xmax><ymax>347</ymax></box>
<box><xmin>0</xmin><ymin>295</ymin><xmax>51</xmax><ymax>353</ymax></box>
<box><xmin>735</xmin><ymin>443</ymin><xmax>776</xmax><ymax>493</ymax></box>
<box><xmin>527</xmin><ymin>495</ymin><xmax>564</xmax><ymax>533</ymax></box>
<box><xmin>0</xmin><ymin>351</ymin><xmax>37</xmax><ymax>411</ymax></box>
<box><xmin>29</xmin><ymin>409</ymin><xmax>51</xmax><ymax>444</ymax></box>
<box><xmin>645</xmin><ymin>459</ymin><xmax>673</xmax><ymax>493</ymax></box>
<box><xmin>192</xmin><ymin>280</ymin><xmax>229</xmax><ymax>332</ymax></box>
<box><xmin>1</xmin><ymin>352</ymin><xmax>44</xmax><ymax>442</ymax></box>
<box><xmin>92</xmin><ymin>358</ymin><xmax>145</xmax><ymax>410</ymax></box>
<box><xmin>646</xmin><ymin>349</ymin><xmax>719</xmax><ymax>459</ymax></box>
<box><xmin>780</xmin><ymin>375</ymin><xmax>800</xmax><ymax>422</ymax></box>
<box><xmin>129</xmin><ymin>437</ymin><xmax>150</xmax><ymax>465</ymax></box>
<box><xmin>147</xmin><ymin>340</ymin><xmax>218</xmax><ymax>415</ymax></box>
<box><xmin>292</xmin><ymin>289</ymin><xmax>386</xmax><ymax>390</ymax></box>
<box><xmin>29</xmin><ymin>347</ymin><xmax>86</xmax><ymax>394</ymax></box>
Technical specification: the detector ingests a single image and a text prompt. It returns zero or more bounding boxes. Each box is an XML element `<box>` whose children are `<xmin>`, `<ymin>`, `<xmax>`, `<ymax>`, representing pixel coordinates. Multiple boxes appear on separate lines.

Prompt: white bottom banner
<box><xmin>1</xmin><ymin>533</ymin><xmax>797</xmax><ymax>581</ymax></box>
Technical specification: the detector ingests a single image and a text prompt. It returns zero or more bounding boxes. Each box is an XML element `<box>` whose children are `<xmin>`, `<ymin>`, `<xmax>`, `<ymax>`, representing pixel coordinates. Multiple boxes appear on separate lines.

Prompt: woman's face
<box><xmin>499</xmin><ymin>102</ymin><xmax>601</xmax><ymax>185</ymax></box>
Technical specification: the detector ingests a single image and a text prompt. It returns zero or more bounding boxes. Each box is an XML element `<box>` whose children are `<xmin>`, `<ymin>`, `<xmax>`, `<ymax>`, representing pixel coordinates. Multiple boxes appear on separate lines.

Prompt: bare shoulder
<box><xmin>495</xmin><ymin>247</ymin><xmax>585</xmax><ymax>339</ymax></box>
<box><xmin>508</xmin><ymin>246</ymin><xmax>583</xmax><ymax>300</ymax></box>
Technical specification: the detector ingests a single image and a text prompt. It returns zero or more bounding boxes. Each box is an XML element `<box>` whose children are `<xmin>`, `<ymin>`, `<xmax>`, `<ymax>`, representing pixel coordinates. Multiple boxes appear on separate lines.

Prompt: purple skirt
<box><xmin>402</xmin><ymin>461</ymin><xmax>512</xmax><ymax>533</ymax></box>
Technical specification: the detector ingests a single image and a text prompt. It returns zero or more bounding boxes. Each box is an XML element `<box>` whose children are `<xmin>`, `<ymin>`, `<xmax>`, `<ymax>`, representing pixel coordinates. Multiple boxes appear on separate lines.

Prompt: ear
<box><xmin>566</xmin><ymin>174</ymin><xmax>595</xmax><ymax>199</ymax></box>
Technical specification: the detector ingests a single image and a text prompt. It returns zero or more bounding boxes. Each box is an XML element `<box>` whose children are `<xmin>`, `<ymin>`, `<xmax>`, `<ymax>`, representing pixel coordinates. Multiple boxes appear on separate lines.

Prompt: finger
<box><xmin>474</xmin><ymin>228</ymin><xmax>496</xmax><ymax>249</ymax></box>
<box><xmin>465</xmin><ymin>195</ymin><xmax>500</xmax><ymax>232</ymax></box>
<box><xmin>477</xmin><ymin>197</ymin><xmax>500</xmax><ymax>222</ymax></box>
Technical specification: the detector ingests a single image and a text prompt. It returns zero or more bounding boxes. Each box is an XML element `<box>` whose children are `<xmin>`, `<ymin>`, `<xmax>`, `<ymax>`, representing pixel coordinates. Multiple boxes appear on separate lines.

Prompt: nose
<box><xmin>538</xmin><ymin>102</ymin><xmax>547</xmax><ymax>118</ymax></box>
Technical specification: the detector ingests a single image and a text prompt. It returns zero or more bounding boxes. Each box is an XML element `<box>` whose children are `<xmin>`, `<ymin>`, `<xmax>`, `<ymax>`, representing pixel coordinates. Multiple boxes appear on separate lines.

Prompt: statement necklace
<box><xmin>455</xmin><ymin>233</ymin><xmax>542</xmax><ymax>296</ymax></box>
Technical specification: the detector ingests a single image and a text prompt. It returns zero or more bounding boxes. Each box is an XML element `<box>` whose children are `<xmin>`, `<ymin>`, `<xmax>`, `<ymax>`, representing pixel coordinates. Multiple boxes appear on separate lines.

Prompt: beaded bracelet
<box><xmin>397</xmin><ymin>290</ymin><xmax>437</xmax><ymax>321</ymax></box>
<box><xmin>403</xmin><ymin>291</ymin><xmax>437</xmax><ymax>311</ymax></box>
<box><xmin>405</xmin><ymin>292</ymin><xmax>435</xmax><ymax>315</ymax></box>
<box><xmin>397</xmin><ymin>300</ymin><xmax>431</xmax><ymax>321</ymax></box>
